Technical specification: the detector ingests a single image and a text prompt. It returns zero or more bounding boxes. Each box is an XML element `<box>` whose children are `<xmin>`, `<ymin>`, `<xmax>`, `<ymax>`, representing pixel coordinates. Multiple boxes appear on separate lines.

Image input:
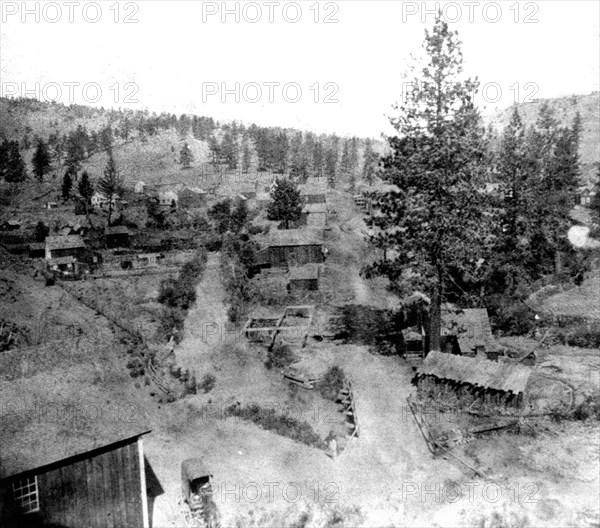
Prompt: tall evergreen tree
<box><xmin>62</xmin><ymin>169</ymin><xmax>74</xmax><ymax>201</ymax></box>
<box><xmin>98</xmin><ymin>153</ymin><xmax>122</xmax><ymax>226</ymax></box>
<box><xmin>32</xmin><ymin>139</ymin><xmax>52</xmax><ymax>182</ymax></box>
<box><xmin>4</xmin><ymin>141</ymin><xmax>27</xmax><ymax>182</ymax></box>
<box><xmin>365</xmin><ymin>17</ymin><xmax>488</xmax><ymax>352</ymax></box>
<box><xmin>267</xmin><ymin>178</ymin><xmax>303</xmax><ymax>229</ymax></box>
<box><xmin>180</xmin><ymin>142</ymin><xmax>194</xmax><ymax>168</ymax></box>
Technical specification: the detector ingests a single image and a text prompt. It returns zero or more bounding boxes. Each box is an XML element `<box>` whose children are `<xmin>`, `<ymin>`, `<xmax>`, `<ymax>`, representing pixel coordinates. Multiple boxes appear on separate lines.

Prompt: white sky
<box><xmin>1</xmin><ymin>1</ymin><xmax>598</xmax><ymax>137</ymax></box>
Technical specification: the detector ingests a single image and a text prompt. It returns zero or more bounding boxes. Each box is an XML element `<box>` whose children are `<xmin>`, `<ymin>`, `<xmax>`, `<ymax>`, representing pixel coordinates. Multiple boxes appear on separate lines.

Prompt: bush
<box><xmin>265</xmin><ymin>343</ymin><xmax>296</xmax><ymax>370</ymax></box>
<box><xmin>316</xmin><ymin>366</ymin><xmax>345</xmax><ymax>401</ymax></box>
<box><xmin>492</xmin><ymin>302</ymin><xmax>537</xmax><ymax>336</ymax></box>
<box><xmin>199</xmin><ymin>373</ymin><xmax>216</xmax><ymax>394</ymax></box>
<box><xmin>225</xmin><ymin>403</ymin><xmax>325</xmax><ymax>449</ymax></box>
<box><xmin>556</xmin><ymin>324</ymin><xmax>600</xmax><ymax>348</ymax></box>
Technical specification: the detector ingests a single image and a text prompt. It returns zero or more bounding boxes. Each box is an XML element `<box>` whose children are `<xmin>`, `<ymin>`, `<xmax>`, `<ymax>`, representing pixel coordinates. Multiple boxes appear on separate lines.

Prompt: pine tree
<box><xmin>267</xmin><ymin>178</ymin><xmax>303</xmax><ymax>229</ymax></box>
<box><xmin>362</xmin><ymin>139</ymin><xmax>378</xmax><ymax>186</ymax></box>
<box><xmin>365</xmin><ymin>17</ymin><xmax>488</xmax><ymax>352</ymax></box>
<box><xmin>242</xmin><ymin>138</ymin><xmax>252</xmax><ymax>174</ymax></box>
<box><xmin>180</xmin><ymin>142</ymin><xmax>194</xmax><ymax>169</ymax></box>
<box><xmin>4</xmin><ymin>141</ymin><xmax>27</xmax><ymax>182</ymax></box>
<box><xmin>32</xmin><ymin>139</ymin><xmax>52</xmax><ymax>182</ymax></box>
<box><xmin>98</xmin><ymin>153</ymin><xmax>122</xmax><ymax>226</ymax></box>
<box><xmin>62</xmin><ymin>170</ymin><xmax>74</xmax><ymax>201</ymax></box>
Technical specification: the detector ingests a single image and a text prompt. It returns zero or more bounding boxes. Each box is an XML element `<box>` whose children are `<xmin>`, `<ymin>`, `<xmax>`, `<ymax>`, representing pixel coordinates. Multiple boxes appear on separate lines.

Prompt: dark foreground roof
<box><xmin>0</xmin><ymin>344</ymin><xmax>150</xmax><ymax>480</ymax></box>
<box><xmin>417</xmin><ymin>350</ymin><xmax>532</xmax><ymax>394</ymax></box>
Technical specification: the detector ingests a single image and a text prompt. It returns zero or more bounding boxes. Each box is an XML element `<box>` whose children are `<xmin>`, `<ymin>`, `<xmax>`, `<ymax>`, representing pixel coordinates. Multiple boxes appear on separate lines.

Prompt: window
<box><xmin>12</xmin><ymin>475</ymin><xmax>39</xmax><ymax>514</ymax></box>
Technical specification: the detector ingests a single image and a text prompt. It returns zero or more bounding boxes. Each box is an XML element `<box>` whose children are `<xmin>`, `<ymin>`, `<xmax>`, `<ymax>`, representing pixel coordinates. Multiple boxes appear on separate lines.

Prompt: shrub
<box><xmin>492</xmin><ymin>302</ymin><xmax>537</xmax><ymax>336</ymax></box>
<box><xmin>199</xmin><ymin>373</ymin><xmax>216</xmax><ymax>394</ymax></box>
<box><xmin>265</xmin><ymin>343</ymin><xmax>296</xmax><ymax>370</ymax></box>
<box><xmin>225</xmin><ymin>403</ymin><xmax>325</xmax><ymax>449</ymax></box>
<box><xmin>316</xmin><ymin>366</ymin><xmax>345</xmax><ymax>401</ymax></box>
<box><xmin>556</xmin><ymin>325</ymin><xmax>600</xmax><ymax>349</ymax></box>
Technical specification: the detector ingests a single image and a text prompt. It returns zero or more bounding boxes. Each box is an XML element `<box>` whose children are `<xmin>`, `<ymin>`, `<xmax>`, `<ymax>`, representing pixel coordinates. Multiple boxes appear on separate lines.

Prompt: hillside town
<box><xmin>1</xmin><ymin>5</ymin><xmax>600</xmax><ymax>528</ymax></box>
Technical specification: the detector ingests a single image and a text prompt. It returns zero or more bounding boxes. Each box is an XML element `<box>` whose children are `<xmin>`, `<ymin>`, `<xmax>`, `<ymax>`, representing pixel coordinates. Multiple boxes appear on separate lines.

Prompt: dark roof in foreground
<box><xmin>417</xmin><ymin>351</ymin><xmax>532</xmax><ymax>394</ymax></box>
<box><xmin>0</xmin><ymin>342</ymin><xmax>150</xmax><ymax>480</ymax></box>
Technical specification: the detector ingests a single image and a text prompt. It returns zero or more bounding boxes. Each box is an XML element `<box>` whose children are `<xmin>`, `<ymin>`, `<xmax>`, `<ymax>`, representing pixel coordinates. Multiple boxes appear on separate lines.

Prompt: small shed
<box><xmin>134</xmin><ymin>181</ymin><xmax>146</xmax><ymax>194</ymax></box>
<box><xmin>158</xmin><ymin>190</ymin><xmax>178</xmax><ymax>208</ymax></box>
<box><xmin>258</xmin><ymin>229</ymin><xmax>325</xmax><ymax>268</ymax></box>
<box><xmin>441</xmin><ymin>308</ymin><xmax>501</xmax><ymax>358</ymax></box>
<box><xmin>136</xmin><ymin>253</ymin><xmax>164</xmax><ymax>268</ymax></box>
<box><xmin>45</xmin><ymin>201</ymin><xmax>59</xmax><ymax>210</ymax></box>
<box><xmin>288</xmin><ymin>264</ymin><xmax>320</xmax><ymax>292</ymax></box>
<box><xmin>1</xmin><ymin>220</ymin><xmax>21</xmax><ymax>231</ymax></box>
<box><xmin>105</xmin><ymin>226</ymin><xmax>131</xmax><ymax>249</ymax></box>
<box><xmin>28</xmin><ymin>242</ymin><xmax>46</xmax><ymax>259</ymax></box>
<box><xmin>45</xmin><ymin>235</ymin><xmax>86</xmax><ymax>261</ymax></box>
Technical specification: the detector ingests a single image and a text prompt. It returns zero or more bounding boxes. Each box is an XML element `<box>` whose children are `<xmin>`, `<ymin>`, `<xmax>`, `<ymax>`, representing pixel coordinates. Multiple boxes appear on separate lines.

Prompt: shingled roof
<box><xmin>265</xmin><ymin>228</ymin><xmax>324</xmax><ymax>247</ymax></box>
<box><xmin>0</xmin><ymin>342</ymin><xmax>150</xmax><ymax>480</ymax></box>
<box><xmin>417</xmin><ymin>351</ymin><xmax>532</xmax><ymax>394</ymax></box>
<box><xmin>45</xmin><ymin>235</ymin><xmax>86</xmax><ymax>251</ymax></box>
<box><xmin>288</xmin><ymin>264</ymin><xmax>320</xmax><ymax>281</ymax></box>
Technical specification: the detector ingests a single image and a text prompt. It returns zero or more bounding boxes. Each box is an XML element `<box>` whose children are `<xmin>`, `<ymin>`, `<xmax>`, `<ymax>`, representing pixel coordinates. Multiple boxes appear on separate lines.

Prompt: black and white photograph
<box><xmin>0</xmin><ymin>1</ymin><xmax>599</xmax><ymax>527</ymax></box>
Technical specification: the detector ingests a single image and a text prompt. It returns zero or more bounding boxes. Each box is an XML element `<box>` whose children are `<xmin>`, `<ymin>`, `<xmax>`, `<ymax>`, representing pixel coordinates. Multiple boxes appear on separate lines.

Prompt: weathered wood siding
<box><xmin>268</xmin><ymin>244</ymin><xmax>323</xmax><ymax>267</ymax></box>
<box><xmin>5</xmin><ymin>439</ymin><xmax>144</xmax><ymax>528</ymax></box>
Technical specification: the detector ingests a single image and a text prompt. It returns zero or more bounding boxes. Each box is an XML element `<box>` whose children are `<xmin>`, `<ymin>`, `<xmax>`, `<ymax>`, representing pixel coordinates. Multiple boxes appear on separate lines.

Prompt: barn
<box><xmin>257</xmin><ymin>229</ymin><xmax>325</xmax><ymax>268</ymax></box>
<box><xmin>45</xmin><ymin>235</ymin><xmax>86</xmax><ymax>261</ymax></box>
<box><xmin>0</xmin><ymin>348</ymin><xmax>153</xmax><ymax>528</ymax></box>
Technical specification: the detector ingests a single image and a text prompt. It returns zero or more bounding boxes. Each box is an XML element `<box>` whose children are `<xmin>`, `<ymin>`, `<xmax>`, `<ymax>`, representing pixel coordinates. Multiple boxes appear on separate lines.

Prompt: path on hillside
<box><xmin>174</xmin><ymin>252</ymin><xmax>229</xmax><ymax>376</ymax></box>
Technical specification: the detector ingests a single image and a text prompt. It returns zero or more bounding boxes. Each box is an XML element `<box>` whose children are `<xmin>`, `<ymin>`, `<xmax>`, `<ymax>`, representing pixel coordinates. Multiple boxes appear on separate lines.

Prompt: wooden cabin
<box><xmin>256</xmin><ymin>229</ymin><xmax>325</xmax><ymax>268</ymax></box>
<box><xmin>105</xmin><ymin>226</ymin><xmax>131</xmax><ymax>249</ymax></box>
<box><xmin>45</xmin><ymin>235</ymin><xmax>86</xmax><ymax>261</ymax></box>
<box><xmin>0</xmin><ymin>348</ymin><xmax>152</xmax><ymax>528</ymax></box>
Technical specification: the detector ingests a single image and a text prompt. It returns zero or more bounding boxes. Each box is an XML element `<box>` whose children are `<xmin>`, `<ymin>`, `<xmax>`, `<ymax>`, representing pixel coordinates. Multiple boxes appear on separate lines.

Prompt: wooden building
<box><xmin>105</xmin><ymin>226</ymin><xmax>131</xmax><ymax>249</ymax></box>
<box><xmin>0</xmin><ymin>348</ymin><xmax>153</xmax><ymax>528</ymax></box>
<box><xmin>441</xmin><ymin>308</ymin><xmax>501</xmax><ymax>359</ymax></box>
<box><xmin>257</xmin><ymin>229</ymin><xmax>324</xmax><ymax>268</ymax></box>
<box><xmin>300</xmin><ymin>203</ymin><xmax>328</xmax><ymax>227</ymax></box>
<box><xmin>415</xmin><ymin>350</ymin><xmax>532</xmax><ymax>407</ymax></box>
<box><xmin>45</xmin><ymin>235</ymin><xmax>86</xmax><ymax>261</ymax></box>
<box><xmin>28</xmin><ymin>242</ymin><xmax>46</xmax><ymax>259</ymax></box>
<box><xmin>287</xmin><ymin>264</ymin><xmax>320</xmax><ymax>292</ymax></box>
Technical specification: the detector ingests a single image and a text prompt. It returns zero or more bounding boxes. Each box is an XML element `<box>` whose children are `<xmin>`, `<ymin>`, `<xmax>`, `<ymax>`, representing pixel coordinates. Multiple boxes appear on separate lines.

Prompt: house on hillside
<box><xmin>105</xmin><ymin>226</ymin><xmax>131</xmax><ymax>249</ymax></box>
<box><xmin>0</xmin><ymin>350</ymin><xmax>154</xmax><ymax>528</ymax></box>
<box><xmin>45</xmin><ymin>201</ymin><xmax>59</xmax><ymax>210</ymax></box>
<box><xmin>441</xmin><ymin>308</ymin><xmax>501</xmax><ymax>359</ymax></box>
<box><xmin>256</xmin><ymin>229</ymin><xmax>325</xmax><ymax>268</ymax></box>
<box><xmin>28</xmin><ymin>242</ymin><xmax>46</xmax><ymax>259</ymax></box>
<box><xmin>178</xmin><ymin>187</ymin><xmax>206</xmax><ymax>209</ymax></box>
<box><xmin>135</xmin><ymin>181</ymin><xmax>146</xmax><ymax>194</ymax></box>
<box><xmin>158</xmin><ymin>190</ymin><xmax>178</xmax><ymax>208</ymax></box>
<box><xmin>577</xmin><ymin>186</ymin><xmax>597</xmax><ymax>206</ymax></box>
<box><xmin>45</xmin><ymin>235</ymin><xmax>86</xmax><ymax>261</ymax></box>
